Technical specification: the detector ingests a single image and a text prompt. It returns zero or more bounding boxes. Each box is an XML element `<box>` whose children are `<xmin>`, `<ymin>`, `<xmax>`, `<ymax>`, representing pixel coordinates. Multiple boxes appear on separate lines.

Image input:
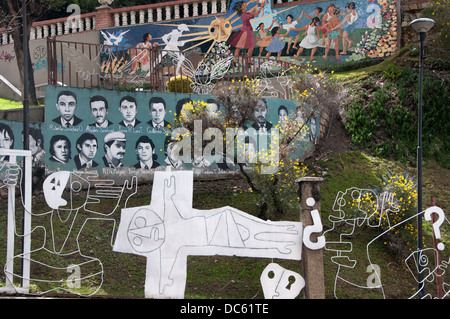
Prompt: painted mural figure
<box><xmin>26</xmin><ymin>128</ymin><xmax>46</xmax><ymax>164</ymax></box>
<box><xmin>133</xmin><ymin>135</ymin><xmax>160</xmax><ymax>169</ymax></box>
<box><xmin>278</xmin><ymin>12</ymin><xmax>304</xmax><ymax>53</ymax></box>
<box><xmin>147</xmin><ymin>97</ymin><xmax>171</xmax><ymax>130</ymax></box>
<box><xmin>53</xmin><ymin>90</ymin><xmax>82</xmax><ymax>128</ymax></box>
<box><xmin>250</xmin><ymin>99</ymin><xmax>273</xmax><ymax>132</ymax></box>
<box><xmin>175</xmin><ymin>97</ymin><xmax>193</xmax><ymax>124</ymax></box>
<box><xmin>118</xmin><ymin>96</ymin><xmax>141</xmax><ymax>128</ymax></box>
<box><xmin>130</xmin><ymin>33</ymin><xmax>159</xmax><ymax>75</ymax></box>
<box><xmin>255</xmin><ymin>21</ymin><xmax>274</xmax><ymax>57</ymax></box>
<box><xmin>87</xmin><ymin>95</ymin><xmax>114</xmax><ymax>129</ymax></box>
<box><xmin>0</xmin><ymin>123</ymin><xmax>14</xmax><ymax>161</ymax></box>
<box><xmin>49</xmin><ymin>135</ymin><xmax>71</xmax><ymax>164</ymax></box>
<box><xmin>74</xmin><ymin>133</ymin><xmax>99</xmax><ymax>169</ymax></box>
<box><xmin>265</xmin><ymin>26</ymin><xmax>285</xmax><ymax>60</ymax></box>
<box><xmin>164</xmin><ymin>136</ymin><xmax>184</xmax><ymax>169</ymax></box>
<box><xmin>294</xmin><ymin>17</ymin><xmax>321</xmax><ymax>61</ymax></box>
<box><xmin>333</xmin><ymin>2</ymin><xmax>358</xmax><ymax>55</ymax></box>
<box><xmin>277</xmin><ymin>105</ymin><xmax>289</xmax><ymax>131</ymax></box>
<box><xmin>228</xmin><ymin>0</ymin><xmax>265</xmax><ymax>62</ymax></box>
<box><xmin>159</xmin><ymin>24</ymin><xmax>190</xmax><ymax>76</ymax></box>
<box><xmin>102</xmin><ymin>132</ymin><xmax>126</xmax><ymax>168</ymax></box>
<box><xmin>303</xmin><ymin>7</ymin><xmax>324</xmax><ymax>22</ymax></box>
<box><xmin>318</xmin><ymin>3</ymin><xmax>336</xmax><ymax>46</ymax></box>
<box><xmin>322</xmin><ymin>7</ymin><xmax>342</xmax><ymax>60</ymax></box>
<box><xmin>205</xmin><ymin>98</ymin><xmax>220</xmax><ymax>119</ymax></box>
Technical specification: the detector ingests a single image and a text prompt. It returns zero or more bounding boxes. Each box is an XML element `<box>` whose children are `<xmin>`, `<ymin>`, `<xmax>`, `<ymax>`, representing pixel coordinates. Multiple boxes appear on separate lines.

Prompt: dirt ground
<box><xmin>310</xmin><ymin>112</ymin><xmax>354</xmax><ymax>162</ymax></box>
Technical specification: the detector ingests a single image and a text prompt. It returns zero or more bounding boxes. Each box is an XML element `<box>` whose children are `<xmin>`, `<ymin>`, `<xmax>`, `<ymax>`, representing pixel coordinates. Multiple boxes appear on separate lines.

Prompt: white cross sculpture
<box><xmin>113</xmin><ymin>170</ymin><xmax>303</xmax><ymax>299</ymax></box>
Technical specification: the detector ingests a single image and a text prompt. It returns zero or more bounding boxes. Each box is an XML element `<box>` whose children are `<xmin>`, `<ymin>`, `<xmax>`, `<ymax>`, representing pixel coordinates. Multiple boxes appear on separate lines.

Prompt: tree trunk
<box><xmin>11</xmin><ymin>22</ymin><xmax>38</xmax><ymax>106</ymax></box>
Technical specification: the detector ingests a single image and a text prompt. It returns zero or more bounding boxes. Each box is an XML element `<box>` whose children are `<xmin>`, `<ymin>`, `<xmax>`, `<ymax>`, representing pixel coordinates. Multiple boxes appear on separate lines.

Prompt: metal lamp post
<box><xmin>410</xmin><ymin>17</ymin><xmax>435</xmax><ymax>298</ymax></box>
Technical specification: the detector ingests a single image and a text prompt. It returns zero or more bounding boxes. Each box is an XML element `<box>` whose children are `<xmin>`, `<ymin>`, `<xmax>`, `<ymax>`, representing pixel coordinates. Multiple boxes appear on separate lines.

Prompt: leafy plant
<box><xmin>344</xmin><ymin>67</ymin><xmax>450</xmax><ymax>168</ymax></box>
<box><xmin>372</xmin><ymin>171</ymin><xmax>418</xmax><ymax>258</ymax></box>
<box><xmin>166</xmin><ymin>75</ymin><xmax>194</xmax><ymax>93</ymax></box>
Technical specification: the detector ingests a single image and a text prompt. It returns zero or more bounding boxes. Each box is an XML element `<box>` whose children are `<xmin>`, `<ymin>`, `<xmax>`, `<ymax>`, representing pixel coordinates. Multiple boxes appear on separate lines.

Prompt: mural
<box><xmin>0</xmin><ymin>85</ymin><xmax>314</xmax><ymax>173</ymax></box>
<box><xmin>100</xmin><ymin>0</ymin><xmax>398</xmax><ymax>71</ymax></box>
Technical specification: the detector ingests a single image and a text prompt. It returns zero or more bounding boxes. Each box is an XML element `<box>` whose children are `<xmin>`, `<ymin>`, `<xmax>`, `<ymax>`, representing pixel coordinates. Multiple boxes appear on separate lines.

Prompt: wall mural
<box><xmin>0</xmin><ymin>86</ymin><xmax>318</xmax><ymax>173</ymax></box>
<box><xmin>100</xmin><ymin>0</ymin><xmax>398</xmax><ymax>72</ymax></box>
<box><xmin>39</xmin><ymin>85</ymin><xmax>317</xmax><ymax>173</ymax></box>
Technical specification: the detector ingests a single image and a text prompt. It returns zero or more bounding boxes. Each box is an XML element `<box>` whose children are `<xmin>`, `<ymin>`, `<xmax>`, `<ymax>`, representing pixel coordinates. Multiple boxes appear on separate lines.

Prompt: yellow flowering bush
<box><xmin>345</xmin><ymin>171</ymin><xmax>418</xmax><ymax>257</ymax></box>
<box><xmin>375</xmin><ymin>172</ymin><xmax>418</xmax><ymax>253</ymax></box>
<box><xmin>166</xmin><ymin>75</ymin><xmax>194</xmax><ymax>93</ymax></box>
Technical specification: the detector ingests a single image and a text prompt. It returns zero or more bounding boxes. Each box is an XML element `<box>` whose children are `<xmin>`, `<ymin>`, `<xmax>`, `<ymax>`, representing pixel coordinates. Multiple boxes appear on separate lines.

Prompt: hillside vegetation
<box><xmin>1</xmin><ymin>3</ymin><xmax>449</xmax><ymax>299</ymax></box>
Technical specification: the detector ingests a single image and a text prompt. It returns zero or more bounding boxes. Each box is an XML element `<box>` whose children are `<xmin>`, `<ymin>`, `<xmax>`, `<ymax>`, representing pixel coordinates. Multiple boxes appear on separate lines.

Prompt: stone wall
<box><xmin>400</xmin><ymin>0</ymin><xmax>432</xmax><ymax>46</ymax></box>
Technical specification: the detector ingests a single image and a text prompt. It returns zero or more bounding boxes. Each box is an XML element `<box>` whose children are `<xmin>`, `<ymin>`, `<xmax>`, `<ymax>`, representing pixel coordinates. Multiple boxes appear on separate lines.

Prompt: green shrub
<box><xmin>166</xmin><ymin>75</ymin><xmax>193</xmax><ymax>93</ymax></box>
<box><xmin>344</xmin><ymin>67</ymin><xmax>450</xmax><ymax>168</ymax></box>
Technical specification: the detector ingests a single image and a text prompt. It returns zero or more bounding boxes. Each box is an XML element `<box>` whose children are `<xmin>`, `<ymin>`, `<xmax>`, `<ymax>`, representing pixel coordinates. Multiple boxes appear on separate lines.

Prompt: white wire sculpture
<box><xmin>113</xmin><ymin>170</ymin><xmax>303</xmax><ymax>299</ymax></box>
<box><xmin>0</xmin><ymin>149</ymin><xmax>33</xmax><ymax>294</ymax></box>
<box><xmin>1</xmin><ymin>167</ymin><xmax>137</xmax><ymax>296</ymax></box>
<box><xmin>324</xmin><ymin>187</ymin><xmax>449</xmax><ymax>299</ymax></box>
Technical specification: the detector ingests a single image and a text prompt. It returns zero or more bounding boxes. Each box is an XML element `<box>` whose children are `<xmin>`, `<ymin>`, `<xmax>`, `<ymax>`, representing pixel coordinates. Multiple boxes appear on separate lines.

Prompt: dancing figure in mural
<box><xmin>274</xmin><ymin>12</ymin><xmax>303</xmax><ymax>53</ymax></box>
<box><xmin>294</xmin><ymin>17</ymin><xmax>321</xmax><ymax>61</ymax></box>
<box><xmin>255</xmin><ymin>22</ymin><xmax>274</xmax><ymax>57</ymax></box>
<box><xmin>227</xmin><ymin>0</ymin><xmax>265</xmax><ymax>63</ymax></box>
<box><xmin>114</xmin><ymin>171</ymin><xmax>302</xmax><ymax>298</ymax></box>
<box><xmin>318</xmin><ymin>3</ymin><xmax>336</xmax><ymax>46</ymax></box>
<box><xmin>332</xmin><ymin>2</ymin><xmax>358</xmax><ymax>55</ymax></box>
<box><xmin>265</xmin><ymin>26</ymin><xmax>285</xmax><ymax>60</ymax></box>
<box><xmin>321</xmin><ymin>7</ymin><xmax>342</xmax><ymax>60</ymax></box>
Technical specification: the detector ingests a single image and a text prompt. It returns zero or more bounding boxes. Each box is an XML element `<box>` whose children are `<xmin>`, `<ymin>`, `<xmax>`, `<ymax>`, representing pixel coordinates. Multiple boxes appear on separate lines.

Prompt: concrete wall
<box><xmin>0</xmin><ymin>31</ymin><xmax>99</xmax><ymax>98</ymax></box>
<box><xmin>0</xmin><ymin>85</ymin><xmax>319</xmax><ymax>184</ymax></box>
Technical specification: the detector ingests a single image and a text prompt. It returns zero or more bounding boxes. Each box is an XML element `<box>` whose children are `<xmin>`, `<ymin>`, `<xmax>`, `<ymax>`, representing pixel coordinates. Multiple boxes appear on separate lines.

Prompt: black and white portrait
<box><xmin>133</xmin><ymin>135</ymin><xmax>160</xmax><ymax>169</ymax></box>
<box><xmin>102</xmin><ymin>131</ymin><xmax>127</xmax><ymax>168</ymax></box>
<box><xmin>74</xmin><ymin>133</ymin><xmax>99</xmax><ymax>169</ymax></box>
<box><xmin>49</xmin><ymin>135</ymin><xmax>71</xmax><ymax>164</ymax></box>
<box><xmin>250</xmin><ymin>99</ymin><xmax>272</xmax><ymax>132</ymax></box>
<box><xmin>25</xmin><ymin>127</ymin><xmax>45</xmax><ymax>164</ymax></box>
<box><xmin>53</xmin><ymin>90</ymin><xmax>82</xmax><ymax>128</ymax></box>
<box><xmin>147</xmin><ymin>96</ymin><xmax>171</xmax><ymax>130</ymax></box>
<box><xmin>118</xmin><ymin>95</ymin><xmax>141</xmax><ymax>128</ymax></box>
<box><xmin>88</xmin><ymin>95</ymin><xmax>114</xmax><ymax>129</ymax></box>
<box><xmin>0</xmin><ymin>123</ymin><xmax>14</xmax><ymax>161</ymax></box>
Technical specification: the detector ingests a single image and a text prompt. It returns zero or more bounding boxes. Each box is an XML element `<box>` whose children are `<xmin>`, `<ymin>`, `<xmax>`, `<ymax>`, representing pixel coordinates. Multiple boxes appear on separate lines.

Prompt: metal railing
<box><xmin>47</xmin><ymin>37</ymin><xmax>299</xmax><ymax>99</ymax></box>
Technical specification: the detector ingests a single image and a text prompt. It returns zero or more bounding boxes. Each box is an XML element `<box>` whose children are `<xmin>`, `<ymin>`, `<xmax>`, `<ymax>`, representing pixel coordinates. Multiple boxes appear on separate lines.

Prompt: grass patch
<box><xmin>0</xmin><ymin>98</ymin><xmax>23</xmax><ymax>110</ymax></box>
<box><xmin>329</xmin><ymin>45</ymin><xmax>415</xmax><ymax>83</ymax></box>
<box><xmin>0</xmin><ymin>97</ymin><xmax>43</xmax><ymax>110</ymax></box>
<box><xmin>310</xmin><ymin>151</ymin><xmax>449</xmax><ymax>299</ymax></box>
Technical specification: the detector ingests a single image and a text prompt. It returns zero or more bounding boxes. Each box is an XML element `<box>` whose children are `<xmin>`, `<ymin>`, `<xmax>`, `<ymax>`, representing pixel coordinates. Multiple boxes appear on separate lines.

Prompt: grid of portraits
<box><xmin>0</xmin><ymin>86</ymin><xmax>318</xmax><ymax>172</ymax></box>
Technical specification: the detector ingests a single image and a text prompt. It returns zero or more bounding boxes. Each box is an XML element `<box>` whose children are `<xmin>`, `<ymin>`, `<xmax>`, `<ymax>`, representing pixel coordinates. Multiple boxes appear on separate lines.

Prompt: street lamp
<box><xmin>410</xmin><ymin>17</ymin><xmax>434</xmax><ymax>298</ymax></box>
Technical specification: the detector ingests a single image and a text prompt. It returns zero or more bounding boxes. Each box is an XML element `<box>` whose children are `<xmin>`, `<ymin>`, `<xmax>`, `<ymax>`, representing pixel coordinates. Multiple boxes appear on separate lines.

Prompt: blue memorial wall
<box><xmin>0</xmin><ymin>85</ymin><xmax>319</xmax><ymax>175</ymax></box>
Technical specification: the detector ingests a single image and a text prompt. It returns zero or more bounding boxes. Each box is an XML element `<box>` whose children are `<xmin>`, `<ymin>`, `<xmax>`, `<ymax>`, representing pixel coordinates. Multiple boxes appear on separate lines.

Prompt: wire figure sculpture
<box><xmin>324</xmin><ymin>186</ymin><xmax>449</xmax><ymax>299</ymax></box>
